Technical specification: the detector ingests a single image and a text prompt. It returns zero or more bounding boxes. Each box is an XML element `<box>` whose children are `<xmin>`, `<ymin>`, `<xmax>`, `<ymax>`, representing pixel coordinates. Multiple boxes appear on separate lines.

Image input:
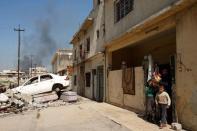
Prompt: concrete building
<box><xmin>70</xmin><ymin>0</ymin><xmax>105</xmax><ymax>102</ymax></box>
<box><xmin>104</xmin><ymin>0</ymin><xmax>197</xmax><ymax>130</ymax></box>
<box><xmin>0</xmin><ymin>70</ymin><xmax>26</xmax><ymax>85</ymax></box>
<box><xmin>0</xmin><ymin>70</ymin><xmax>25</xmax><ymax>78</ymax></box>
<box><xmin>29</xmin><ymin>66</ymin><xmax>47</xmax><ymax>77</ymax></box>
<box><xmin>51</xmin><ymin>48</ymin><xmax>73</xmax><ymax>76</ymax></box>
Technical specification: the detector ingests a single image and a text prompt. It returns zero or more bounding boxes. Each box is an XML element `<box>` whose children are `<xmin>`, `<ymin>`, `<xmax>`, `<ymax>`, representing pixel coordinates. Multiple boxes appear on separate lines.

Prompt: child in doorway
<box><xmin>145</xmin><ymin>79</ymin><xmax>155</xmax><ymax>123</ymax></box>
<box><xmin>155</xmin><ymin>83</ymin><xmax>171</xmax><ymax>129</ymax></box>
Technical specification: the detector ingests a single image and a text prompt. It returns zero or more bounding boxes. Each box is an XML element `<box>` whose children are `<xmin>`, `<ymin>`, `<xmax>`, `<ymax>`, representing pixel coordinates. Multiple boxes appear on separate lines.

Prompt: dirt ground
<box><xmin>0</xmin><ymin>98</ymin><xmax>173</xmax><ymax>131</ymax></box>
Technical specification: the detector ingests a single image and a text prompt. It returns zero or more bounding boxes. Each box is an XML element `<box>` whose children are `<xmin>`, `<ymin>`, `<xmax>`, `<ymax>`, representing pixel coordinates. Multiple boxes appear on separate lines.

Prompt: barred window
<box><xmin>96</xmin><ymin>30</ymin><xmax>100</xmax><ymax>39</ymax></box>
<box><xmin>115</xmin><ymin>0</ymin><xmax>134</xmax><ymax>22</ymax></box>
<box><xmin>86</xmin><ymin>37</ymin><xmax>90</xmax><ymax>52</ymax></box>
<box><xmin>74</xmin><ymin>49</ymin><xmax>77</xmax><ymax>60</ymax></box>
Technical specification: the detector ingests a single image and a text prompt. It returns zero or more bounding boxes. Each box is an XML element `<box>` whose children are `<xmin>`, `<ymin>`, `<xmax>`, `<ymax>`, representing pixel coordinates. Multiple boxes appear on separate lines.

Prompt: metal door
<box><xmin>97</xmin><ymin>66</ymin><xmax>104</xmax><ymax>102</ymax></box>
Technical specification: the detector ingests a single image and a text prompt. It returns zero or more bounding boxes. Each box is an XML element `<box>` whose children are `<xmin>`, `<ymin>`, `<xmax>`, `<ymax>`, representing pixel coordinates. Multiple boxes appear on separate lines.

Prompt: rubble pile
<box><xmin>0</xmin><ymin>85</ymin><xmax>6</xmax><ymax>93</ymax></box>
<box><xmin>0</xmin><ymin>92</ymin><xmax>26</xmax><ymax>116</ymax></box>
<box><xmin>0</xmin><ymin>89</ymin><xmax>78</xmax><ymax>117</ymax></box>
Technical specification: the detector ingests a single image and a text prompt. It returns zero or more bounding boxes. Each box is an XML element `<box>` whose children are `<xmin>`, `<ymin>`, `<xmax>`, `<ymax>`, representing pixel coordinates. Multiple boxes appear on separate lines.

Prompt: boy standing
<box><xmin>155</xmin><ymin>83</ymin><xmax>171</xmax><ymax>128</ymax></box>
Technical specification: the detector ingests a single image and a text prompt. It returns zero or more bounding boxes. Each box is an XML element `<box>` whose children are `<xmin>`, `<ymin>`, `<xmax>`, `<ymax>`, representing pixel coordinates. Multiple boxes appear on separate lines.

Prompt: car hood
<box><xmin>12</xmin><ymin>86</ymin><xmax>23</xmax><ymax>93</ymax></box>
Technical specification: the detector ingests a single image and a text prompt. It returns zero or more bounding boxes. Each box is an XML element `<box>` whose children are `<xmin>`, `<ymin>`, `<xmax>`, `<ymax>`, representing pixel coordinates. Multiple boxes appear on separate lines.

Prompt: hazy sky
<box><xmin>0</xmin><ymin>0</ymin><xmax>92</xmax><ymax>71</ymax></box>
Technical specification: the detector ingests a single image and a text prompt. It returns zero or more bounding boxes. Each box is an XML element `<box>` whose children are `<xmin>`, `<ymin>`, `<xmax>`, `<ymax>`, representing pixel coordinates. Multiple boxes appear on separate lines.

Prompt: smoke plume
<box><xmin>21</xmin><ymin>2</ymin><xmax>58</xmax><ymax>73</ymax></box>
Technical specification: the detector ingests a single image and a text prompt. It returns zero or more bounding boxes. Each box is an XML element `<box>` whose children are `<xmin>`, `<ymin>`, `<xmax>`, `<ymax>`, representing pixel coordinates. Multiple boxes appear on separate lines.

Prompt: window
<box><xmin>85</xmin><ymin>72</ymin><xmax>91</xmax><ymax>87</ymax></box>
<box><xmin>103</xmin><ymin>24</ymin><xmax>105</xmax><ymax>37</ymax></box>
<box><xmin>40</xmin><ymin>75</ymin><xmax>53</xmax><ymax>82</ymax></box>
<box><xmin>92</xmin><ymin>69</ymin><xmax>96</xmax><ymax>75</ymax></box>
<box><xmin>115</xmin><ymin>0</ymin><xmax>134</xmax><ymax>22</ymax></box>
<box><xmin>96</xmin><ymin>30</ymin><xmax>100</xmax><ymax>39</ymax></box>
<box><xmin>86</xmin><ymin>37</ymin><xmax>90</xmax><ymax>52</ymax></box>
<box><xmin>79</xmin><ymin>44</ymin><xmax>83</xmax><ymax>58</ymax></box>
<box><xmin>24</xmin><ymin>77</ymin><xmax>38</xmax><ymax>86</ymax></box>
<box><xmin>74</xmin><ymin>75</ymin><xmax>77</xmax><ymax>86</ymax></box>
<box><xmin>74</xmin><ymin>49</ymin><xmax>77</xmax><ymax>60</ymax></box>
<box><xmin>97</xmin><ymin>0</ymin><xmax>101</xmax><ymax>5</ymax></box>
<box><xmin>31</xmin><ymin>78</ymin><xmax>39</xmax><ymax>84</ymax></box>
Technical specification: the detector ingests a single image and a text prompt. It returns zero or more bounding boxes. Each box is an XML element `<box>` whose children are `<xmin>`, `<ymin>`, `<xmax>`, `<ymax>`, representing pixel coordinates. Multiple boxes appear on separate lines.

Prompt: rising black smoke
<box><xmin>21</xmin><ymin>2</ymin><xmax>58</xmax><ymax>73</ymax></box>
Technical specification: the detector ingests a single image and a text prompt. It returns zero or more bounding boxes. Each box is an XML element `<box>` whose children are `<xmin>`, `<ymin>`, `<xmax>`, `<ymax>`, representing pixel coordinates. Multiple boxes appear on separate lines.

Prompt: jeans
<box><xmin>146</xmin><ymin>96</ymin><xmax>156</xmax><ymax>122</ymax></box>
<box><xmin>158</xmin><ymin>104</ymin><xmax>167</xmax><ymax>124</ymax></box>
<box><xmin>146</xmin><ymin>97</ymin><xmax>155</xmax><ymax>114</ymax></box>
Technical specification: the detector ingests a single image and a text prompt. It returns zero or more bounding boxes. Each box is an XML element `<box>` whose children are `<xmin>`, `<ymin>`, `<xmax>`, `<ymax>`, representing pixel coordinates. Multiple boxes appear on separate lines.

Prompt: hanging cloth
<box><xmin>122</xmin><ymin>67</ymin><xmax>135</xmax><ymax>95</ymax></box>
<box><xmin>147</xmin><ymin>54</ymin><xmax>153</xmax><ymax>82</ymax></box>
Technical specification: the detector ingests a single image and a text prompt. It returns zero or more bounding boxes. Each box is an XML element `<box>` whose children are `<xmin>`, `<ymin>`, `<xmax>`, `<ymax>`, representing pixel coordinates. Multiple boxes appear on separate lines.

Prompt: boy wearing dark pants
<box><xmin>145</xmin><ymin>80</ymin><xmax>155</xmax><ymax>123</ymax></box>
<box><xmin>155</xmin><ymin>84</ymin><xmax>171</xmax><ymax>129</ymax></box>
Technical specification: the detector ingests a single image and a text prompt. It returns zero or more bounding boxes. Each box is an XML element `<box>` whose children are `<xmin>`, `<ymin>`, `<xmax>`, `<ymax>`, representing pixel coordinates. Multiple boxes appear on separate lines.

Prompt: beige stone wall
<box><xmin>104</xmin><ymin>0</ymin><xmax>178</xmax><ymax>43</ymax></box>
<box><xmin>52</xmin><ymin>61</ymin><xmax>57</xmax><ymax>74</ymax></box>
<box><xmin>90</xmin><ymin>0</ymin><xmax>105</xmax><ymax>55</ymax></box>
<box><xmin>108</xmin><ymin>67</ymin><xmax>145</xmax><ymax>111</ymax></box>
<box><xmin>72</xmin><ymin>0</ymin><xmax>105</xmax><ymax>98</ymax></box>
<box><xmin>52</xmin><ymin>51</ymin><xmax>72</xmax><ymax>74</ymax></box>
<box><xmin>124</xmin><ymin>67</ymin><xmax>145</xmax><ymax>111</ymax></box>
<box><xmin>72</xmin><ymin>66</ymin><xmax>78</xmax><ymax>93</ymax></box>
<box><xmin>73</xmin><ymin>0</ymin><xmax>104</xmax><ymax>98</ymax></box>
<box><xmin>73</xmin><ymin>0</ymin><xmax>105</xmax><ymax>64</ymax></box>
<box><xmin>57</xmin><ymin>55</ymin><xmax>72</xmax><ymax>73</ymax></box>
<box><xmin>108</xmin><ymin>70</ymin><xmax>123</xmax><ymax>106</ymax></box>
<box><xmin>84</xmin><ymin>55</ymin><xmax>104</xmax><ymax>99</ymax></box>
<box><xmin>176</xmin><ymin>4</ymin><xmax>197</xmax><ymax>131</ymax></box>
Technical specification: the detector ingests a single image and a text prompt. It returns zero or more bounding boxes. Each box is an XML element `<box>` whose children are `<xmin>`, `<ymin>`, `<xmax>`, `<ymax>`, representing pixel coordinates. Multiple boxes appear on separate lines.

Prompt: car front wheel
<box><xmin>52</xmin><ymin>84</ymin><xmax>63</xmax><ymax>97</ymax></box>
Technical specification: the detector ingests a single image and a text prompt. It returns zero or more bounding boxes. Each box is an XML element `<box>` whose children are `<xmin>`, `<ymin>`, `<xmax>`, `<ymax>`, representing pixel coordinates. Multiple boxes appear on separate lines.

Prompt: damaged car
<box><xmin>12</xmin><ymin>74</ymin><xmax>70</xmax><ymax>95</ymax></box>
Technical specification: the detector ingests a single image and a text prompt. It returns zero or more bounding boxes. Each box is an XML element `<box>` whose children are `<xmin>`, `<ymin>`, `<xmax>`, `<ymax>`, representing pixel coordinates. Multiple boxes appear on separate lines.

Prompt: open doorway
<box><xmin>79</xmin><ymin>64</ymin><xmax>85</xmax><ymax>97</ymax></box>
<box><xmin>159</xmin><ymin>64</ymin><xmax>172</xmax><ymax>97</ymax></box>
<box><xmin>110</xmin><ymin>28</ymin><xmax>176</xmax><ymax>124</ymax></box>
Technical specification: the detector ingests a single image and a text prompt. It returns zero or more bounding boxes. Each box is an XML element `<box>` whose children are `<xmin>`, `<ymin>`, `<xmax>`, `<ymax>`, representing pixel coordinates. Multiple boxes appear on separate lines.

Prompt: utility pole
<box><xmin>30</xmin><ymin>55</ymin><xmax>33</xmax><ymax>78</ymax></box>
<box><xmin>14</xmin><ymin>25</ymin><xmax>25</xmax><ymax>86</ymax></box>
<box><xmin>34</xmin><ymin>64</ymin><xmax>37</xmax><ymax>76</ymax></box>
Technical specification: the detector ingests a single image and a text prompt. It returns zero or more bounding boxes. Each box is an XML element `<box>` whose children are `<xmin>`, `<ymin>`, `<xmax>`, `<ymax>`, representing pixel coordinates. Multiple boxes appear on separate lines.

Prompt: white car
<box><xmin>12</xmin><ymin>74</ymin><xmax>70</xmax><ymax>95</ymax></box>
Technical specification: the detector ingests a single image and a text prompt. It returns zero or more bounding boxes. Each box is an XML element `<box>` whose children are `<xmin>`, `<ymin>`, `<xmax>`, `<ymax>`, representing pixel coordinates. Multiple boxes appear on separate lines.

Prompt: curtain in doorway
<box><xmin>122</xmin><ymin>67</ymin><xmax>135</xmax><ymax>95</ymax></box>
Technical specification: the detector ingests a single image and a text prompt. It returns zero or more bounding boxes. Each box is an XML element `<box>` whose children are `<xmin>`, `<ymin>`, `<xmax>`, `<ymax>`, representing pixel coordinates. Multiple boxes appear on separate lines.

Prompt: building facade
<box><xmin>51</xmin><ymin>48</ymin><xmax>73</xmax><ymax>76</ymax></box>
<box><xmin>0</xmin><ymin>70</ymin><xmax>26</xmax><ymax>86</ymax></box>
<box><xmin>71</xmin><ymin>0</ymin><xmax>105</xmax><ymax>102</ymax></box>
<box><xmin>70</xmin><ymin>0</ymin><xmax>197</xmax><ymax>130</ymax></box>
<box><xmin>29</xmin><ymin>66</ymin><xmax>47</xmax><ymax>77</ymax></box>
<box><xmin>104</xmin><ymin>0</ymin><xmax>197</xmax><ymax>130</ymax></box>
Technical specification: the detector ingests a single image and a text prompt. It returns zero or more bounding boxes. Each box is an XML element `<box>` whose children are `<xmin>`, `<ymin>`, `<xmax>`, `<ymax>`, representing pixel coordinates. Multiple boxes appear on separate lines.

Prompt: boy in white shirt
<box><xmin>155</xmin><ymin>83</ymin><xmax>171</xmax><ymax>128</ymax></box>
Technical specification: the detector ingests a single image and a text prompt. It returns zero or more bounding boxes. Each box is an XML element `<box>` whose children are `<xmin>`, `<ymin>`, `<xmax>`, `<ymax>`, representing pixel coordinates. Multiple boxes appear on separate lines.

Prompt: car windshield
<box><xmin>23</xmin><ymin>77</ymin><xmax>38</xmax><ymax>86</ymax></box>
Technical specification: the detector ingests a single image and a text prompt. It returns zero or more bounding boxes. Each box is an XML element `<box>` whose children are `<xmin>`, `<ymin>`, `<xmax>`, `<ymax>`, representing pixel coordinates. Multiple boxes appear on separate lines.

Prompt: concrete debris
<box><xmin>0</xmin><ymin>86</ymin><xmax>6</xmax><ymax>93</ymax></box>
<box><xmin>32</xmin><ymin>100</ymin><xmax>68</xmax><ymax>109</ymax></box>
<box><xmin>11</xmin><ymin>98</ymin><xmax>25</xmax><ymax>108</ymax></box>
<box><xmin>20</xmin><ymin>94</ymin><xmax>33</xmax><ymax>104</ymax></box>
<box><xmin>60</xmin><ymin>91</ymin><xmax>78</xmax><ymax>102</ymax></box>
<box><xmin>0</xmin><ymin>103</ymin><xmax>11</xmax><ymax>110</ymax></box>
<box><xmin>33</xmin><ymin>92</ymin><xmax>58</xmax><ymax>103</ymax></box>
<box><xmin>171</xmin><ymin>123</ymin><xmax>182</xmax><ymax>131</ymax></box>
<box><xmin>32</xmin><ymin>103</ymin><xmax>48</xmax><ymax>109</ymax></box>
<box><xmin>0</xmin><ymin>93</ymin><xmax>9</xmax><ymax>102</ymax></box>
<box><xmin>0</xmin><ymin>90</ymin><xmax>78</xmax><ymax>117</ymax></box>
